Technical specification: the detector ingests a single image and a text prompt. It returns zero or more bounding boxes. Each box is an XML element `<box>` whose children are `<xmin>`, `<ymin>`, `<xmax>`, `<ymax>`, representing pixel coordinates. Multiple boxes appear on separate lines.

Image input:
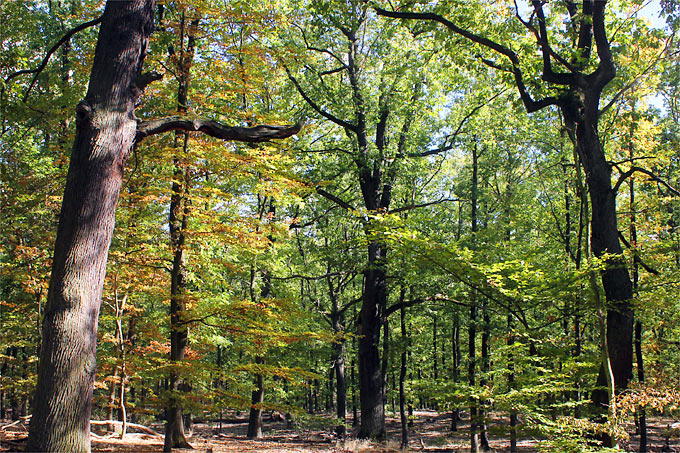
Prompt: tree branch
<box><xmin>591</xmin><ymin>1</ymin><xmax>616</xmax><ymax>89</ymax></box>
<box><xmin>315</xmin><ymin>187</ymin><xmax>357</xmax><ymax>212</ymax></box>
<box><xmin>134</xmin><ymin>71</ymin><xmax>164</xmax><ymax>92</ymax></box>
<box><xmin>3</xmin><ymin>16</ymin><xmax>104</xmax><ymax>102</ymax></box>
<box><xmin>617</xmin><ymin>231</ymin><xmax>659</xmax><ymax>276</ymax></box>
<box><xmin>613</xmin><ymin>166</ymin><xmax>680</xmax><ymax>197</ymax></box>
<box><xmin>600</xmin><ymin>33</ymin><xmax>674</xmax><ymax>116</ymax></box>
<box><xmin>283</xmin><ymin>65</ymin><xmax>358</xmax><ymax>132</ymax></box>
<box><xmin>419</xmin><ymin>89</ymin><xmax>507</xmax><ymax>157</ymax></box>
<box><xmin>375</xmin><ymin>7</ymin><xmax>559</xmax><ymax>113</ymax></box>
<box><xmin>383</xmin><ymin>298</ymin><xmax>423</xmax><ymax>321</ymax></box>
<box><xmin>389</xmin><ymin>197</ymin><xmax>459</xmax><ymax>214</ymax></box>
<box><xmin>135</xmin><ymin>117</ymin><xmax>301</xmax><ymax>143</ymax></box>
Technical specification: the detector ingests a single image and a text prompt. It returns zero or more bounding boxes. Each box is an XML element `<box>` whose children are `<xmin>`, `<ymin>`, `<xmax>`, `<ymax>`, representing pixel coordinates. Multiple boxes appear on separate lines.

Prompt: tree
<box><xmin>375</xmin><ymin>0</ymin><xmax>653</xmax><ymax>426</ymax></box>
<box><xmin>24</xmin><ymin>1</ymin><xmax>299</xmax><ymax>450</ymax></box>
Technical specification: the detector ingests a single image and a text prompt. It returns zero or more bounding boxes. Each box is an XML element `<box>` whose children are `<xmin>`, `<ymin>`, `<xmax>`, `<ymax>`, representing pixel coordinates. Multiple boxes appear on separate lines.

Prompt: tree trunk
<box><xmin>628</xmin><ymin>133</ymin><xmax>646</xmax><ymax>451</ymax></box>
<box><xmin>26</xmin><ymin>2</ymin><xmax>155</xmax><ymax>450</ymax></box>
<box><xmin>451</xmin><ymin>314</ymin><xmax>460</xmax><ymax>432</ymax></box>
<box><xmin>164</xmin><ymin>12</ymin><xmax>199</xmax><ymax>450</ymax></box>
<box><xmin>433</xmin><ymin>316</ymin><xmax>438</xmax><ymax>381</ymax></box>
<box><xmin>469</xmin><ymin>138</ymin><xmax>480</xmax><ymax>453</ymax></box>
<box><xmin>508</xmin><ymin>315</ymin><xmax>517</xmax><ymax>453</ymax></box>
<box><xmin>572</xmin><ymin>114</ymin><xmax>634</xmax><ymax>408</ymax></box>
<box><xmin>247</xmin><ymin>356</ymin><xmax>265</xmax><ymax>439</ymax></box>
<box><xmin>399</xmin><ymin>293</ymin><xmax>409</xmax><ymax>449</ymax></box>
<box><xmin>333</xmin><ymin>318</ymin><xmax>347</xmax><ymax>434</ymax></box>
<box><xmin>479</xmin><ymin>302</ymin><xmax>490</xmax><ymax>451</ymax></box>
<box><xmin>357</xmin><ymin>241</ymin><xmax>387</xmax><ymax>439</ymax></box>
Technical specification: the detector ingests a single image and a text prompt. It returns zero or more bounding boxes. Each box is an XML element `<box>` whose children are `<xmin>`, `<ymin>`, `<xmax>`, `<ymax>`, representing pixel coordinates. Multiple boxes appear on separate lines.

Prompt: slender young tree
<box><xmin>164</xmin><ymin>10</ymin><xmax>200</xmax><ymax>451</ymax></box>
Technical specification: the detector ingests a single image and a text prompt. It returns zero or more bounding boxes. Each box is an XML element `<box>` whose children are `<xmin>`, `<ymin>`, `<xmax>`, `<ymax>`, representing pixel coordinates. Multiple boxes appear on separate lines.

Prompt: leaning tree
<box><xmin>21</xmin><ymin>1</ymin><xmax>298</xmax><ymax>451</ymax></box>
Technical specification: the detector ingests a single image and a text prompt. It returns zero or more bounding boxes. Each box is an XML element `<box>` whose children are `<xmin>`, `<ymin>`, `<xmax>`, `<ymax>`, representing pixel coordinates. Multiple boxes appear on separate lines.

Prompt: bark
<box><xmin>164</xmin><ymin>12</ymin><xmax>198</xmax><ymax>451</ymax></box>
<box><xmin>451</xmin><ymin>315</ymin><xmax>460</xmax><ymax>432</ymax></box>
<box><xmin>26</xmin><ymin>2</ymin><xmax>155</xmax><ymax>450</ymax></box>
<box><xmin>398</xmin><ymin>289</ymin><xmax>409</xmax><ymax>449</ymax></box>
<box><xmin>571</xmin><ymin>112</ymin><xmax>634</xmax><ymax>407</ymax></box>
<box><xmin>358</xmin><ymin>241</ymin><xmax>387</xmax><ymax>439</ymax></box>
<box><xmin>246</xmin><ymin>356</ymin><xmax>265</xmax><ymax>439</ymax></box>
<box><xmin>469</xmin><ymin>138</ymin><xmax>480</xmax><ymax>453</ymax></box>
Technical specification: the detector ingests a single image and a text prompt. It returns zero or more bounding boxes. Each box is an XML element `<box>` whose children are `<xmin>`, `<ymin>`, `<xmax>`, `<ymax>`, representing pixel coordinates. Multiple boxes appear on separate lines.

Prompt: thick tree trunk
<box><xmin>357</xmin><ymin>240</ymin><xmax>387</xmax><ymax>439</ymax></box>
<box><xmin>573</xmin><ymin>116</ymin><xmax>634</xmax><ymax>407</ymax></box>
<box><xmin>26</xmin><ymin>2</ymin><xmax>155</xmax><ymax>451</ymax></box>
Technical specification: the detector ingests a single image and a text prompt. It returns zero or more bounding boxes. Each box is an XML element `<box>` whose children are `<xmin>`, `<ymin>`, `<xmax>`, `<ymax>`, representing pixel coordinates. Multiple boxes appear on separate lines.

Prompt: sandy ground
<box><xmin>2</xmin><ymin>410</ymin><xmax>679</xmax><ymax>452</ymax></box>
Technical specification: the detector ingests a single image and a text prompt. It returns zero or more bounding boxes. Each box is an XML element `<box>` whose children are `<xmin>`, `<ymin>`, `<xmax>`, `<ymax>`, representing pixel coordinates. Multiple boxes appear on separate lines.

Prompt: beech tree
<box><xmin>23</xmin><ymin>1</ymin><xmax>299</xmax><ymax>451</ymax></box>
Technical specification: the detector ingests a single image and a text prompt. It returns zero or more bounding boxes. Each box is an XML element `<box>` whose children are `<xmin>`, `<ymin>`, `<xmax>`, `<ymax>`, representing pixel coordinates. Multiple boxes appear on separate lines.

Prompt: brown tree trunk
<box><xmin>26</xmin><ymin>2</ymin><xmax>155</xmax><ymax>451</ymax></box>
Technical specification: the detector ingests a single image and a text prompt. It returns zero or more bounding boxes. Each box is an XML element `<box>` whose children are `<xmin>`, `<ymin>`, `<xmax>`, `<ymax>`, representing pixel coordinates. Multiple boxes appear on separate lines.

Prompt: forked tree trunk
<box><xmin>26</xmin><ymin>2</ymin><xmax>155</xmax><ymax>451</ymax></box>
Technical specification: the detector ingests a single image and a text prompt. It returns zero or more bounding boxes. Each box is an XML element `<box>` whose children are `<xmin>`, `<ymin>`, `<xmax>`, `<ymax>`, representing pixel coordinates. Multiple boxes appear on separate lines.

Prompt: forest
<box><xmin>1</xmin><ymin>0</ymin><xmax>679</xmax><ymax>452</ymax></box>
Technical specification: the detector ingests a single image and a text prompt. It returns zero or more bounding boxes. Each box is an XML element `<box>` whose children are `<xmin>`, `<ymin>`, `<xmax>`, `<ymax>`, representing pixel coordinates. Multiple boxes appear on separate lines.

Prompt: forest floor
<box><xmin>2</xmin><ymin>410</ymin><xmax>679</xmax><ymax>452</ymax></box>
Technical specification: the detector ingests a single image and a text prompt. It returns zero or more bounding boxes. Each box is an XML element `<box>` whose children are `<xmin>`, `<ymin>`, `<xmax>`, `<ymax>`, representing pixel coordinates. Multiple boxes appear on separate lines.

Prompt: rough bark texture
<box><xmin>26</xmin><ymin>1</ymin><xmax>155</xmax><ymax>451</ymax></box>
<box><xmin>568</xmin><ymin>102</ymin><xmax>634</xmax><ymax>406</ymax></box>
